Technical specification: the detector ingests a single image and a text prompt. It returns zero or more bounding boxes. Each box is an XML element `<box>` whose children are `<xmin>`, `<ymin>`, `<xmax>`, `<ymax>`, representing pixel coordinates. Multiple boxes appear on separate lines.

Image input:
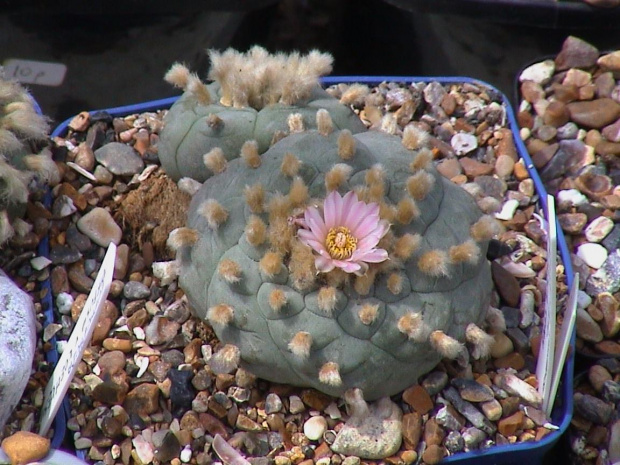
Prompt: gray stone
<box><xmin>587</xmin><ymin>249</ymin><xmax>620</xmax><ymax>295</ymax></box>
<box><xmin>0</xmin><ymin>270</ymin><xmax>36</xmax><ymax>431</ymax></box>
<box><xmin>331</xmin><ymin>389</ymin><xmax>402</xmax><ymax>459</ymax></box>
<box><xmin>95</xmin><ymin>142</ymin><xmax>144</xmax><ymax>176</ymax></box>
<box><xmin>573</xmin><ymin>392</ymin><xmax>612</xmax><ymax>425</ymax></box>
<box><xmin>443</xmin><ymin>387</ymin><xmax>496</xmax><ymax>435</ymax></box>
<box><xmin>123</xmin><ymin>281</ymin><xmax>151</xmax><ymax>300</ymax></box>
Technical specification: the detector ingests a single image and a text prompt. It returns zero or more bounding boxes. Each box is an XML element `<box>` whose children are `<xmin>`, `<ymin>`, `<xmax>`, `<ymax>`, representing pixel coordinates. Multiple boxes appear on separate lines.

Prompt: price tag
<box><xmin>536</xmin><ymin>195</ymin><xmax>557</xmax><ymax>414</ymax></box>
<box><xmin>3</xmin><ymin>59</ymin><xmax>67</xmax><ymax>87</ymax></box>
<box><xmin>39</xmin><ymin>243</ymin><xmax>116</xmax><ymax>436</ymax></box>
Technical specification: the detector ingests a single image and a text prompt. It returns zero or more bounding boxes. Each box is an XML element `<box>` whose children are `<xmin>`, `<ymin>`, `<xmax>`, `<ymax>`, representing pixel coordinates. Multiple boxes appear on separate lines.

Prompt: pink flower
<box><xmin>297</xmin><ymin>191</ymin><xmax>390</xmax><ymax>275</ymax></box>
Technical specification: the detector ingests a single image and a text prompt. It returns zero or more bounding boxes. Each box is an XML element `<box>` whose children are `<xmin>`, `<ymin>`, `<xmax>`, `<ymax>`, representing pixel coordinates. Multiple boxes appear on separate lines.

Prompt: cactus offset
<box><xmin>173</xmin><ymin>108</ymin><xmax>496</xmax><ymax>400</ymax></box>
<box><xmin>0</xmin><ymin>72</ymin><xmax>58</xmax><ymax>243</ymax></box>
<box><xmin>159</xmin><ymin>46</ymin><xmax>366</xmax><ymax>182</ymax></box>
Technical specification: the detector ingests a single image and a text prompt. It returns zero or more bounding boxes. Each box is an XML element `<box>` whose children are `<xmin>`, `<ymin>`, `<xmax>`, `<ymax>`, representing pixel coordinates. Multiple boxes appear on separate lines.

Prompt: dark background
<box><xmin>2</xmin><ymin>0</ymin><xmax>620</xmax><ymax>124</ymax></box>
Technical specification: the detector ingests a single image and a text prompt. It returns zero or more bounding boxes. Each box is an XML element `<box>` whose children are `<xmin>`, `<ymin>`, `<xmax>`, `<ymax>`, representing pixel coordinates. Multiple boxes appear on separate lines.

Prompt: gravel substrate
<box><xmin>515</xmin><ymin>35</ymin><xmax>620</xmax><ymax>465</ymax></box>
<box><xmin>3</xmin><ymin>77</ymin><xmax>572</xmax><ymax>465</ymax></box>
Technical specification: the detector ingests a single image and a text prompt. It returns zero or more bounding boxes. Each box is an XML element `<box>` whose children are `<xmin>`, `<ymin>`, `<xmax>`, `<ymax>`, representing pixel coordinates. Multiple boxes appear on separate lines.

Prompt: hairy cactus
<box><xmin>159</xmin><ymin>46</ymin><xmax>366</xmax><ymax>183</ymax></box>
<box><xmin>172</xmin><ymin>112</ymin><xmax>497</xmax><ymax>400</ymax></box>
<box><xmin>0</xmin><ymin>72</ymin><xmax>58</xmax><ymax>243</ymax></box>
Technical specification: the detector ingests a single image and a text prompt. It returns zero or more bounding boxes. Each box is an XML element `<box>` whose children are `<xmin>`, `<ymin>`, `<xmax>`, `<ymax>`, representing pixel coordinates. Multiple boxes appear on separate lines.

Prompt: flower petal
<box><xmin>298</xmin><ymin>230</ymin><xmax>329</xmax><ymax>256</ymax></box>
<box><xmin>339</xmin><ymin>191</ymin><xmax>358</xmax><ymax>227</ymax></box>
<box><xmin>304</xmin><ymin>206</ymin><xmax>327</xmax><ymax>239</ymax></box>
<box><xmin>353</xmin><ymin>248</ymin><xmax>389</xmax><ymax>263</ymax></box>
<box><xmin>315</xmin><ymin>255</ymin><xmax>336</xmax><ymax>273</ymax></box>
<box><xmin>352</xmin><ymin>210</ymin><xmax>383</xmax><ymax>238</ymax></box>
<box><xmin>323</xmin><ymin>190</ymin><xmax>340</xmax><ymax>230</ymax></box>
<box><xmin>344</xmin><ymin>199</ymin><xmax>373</xmax><ymax>233</ymax></box>
<box><xmin>333</xmin><ymin>259</ymin><xmax>361</xmax><ymax>274</ymax></box>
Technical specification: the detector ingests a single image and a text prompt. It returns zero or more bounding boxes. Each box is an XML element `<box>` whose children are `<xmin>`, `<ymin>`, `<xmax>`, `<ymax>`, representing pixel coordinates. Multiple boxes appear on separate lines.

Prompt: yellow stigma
<box><xmin>326</xmin><ymin>226</ymin><xmax>357</xmax><ymax>260</ymax></box>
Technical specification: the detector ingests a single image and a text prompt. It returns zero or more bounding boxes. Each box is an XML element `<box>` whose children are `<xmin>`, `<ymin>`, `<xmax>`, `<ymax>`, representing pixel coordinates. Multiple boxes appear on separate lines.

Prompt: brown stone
<box><xmin>499</xmin><ymin>397</ymin><xmax>521</xmax><ymax>418</ymax></box>
<box><xmin>459</xmin><ymin>157</ymin><xmax>494</xmax><ymax>178</ymax></box>
<box><xmin>558</xmin><ymin>213</ymin><xmax>588</xmax><ymax>234</ymax></box>
<box><xmin>551</xmin><ymin>83</ymin><xmax>579</xmax><ymax>103</ymax></box>
<box><xmin>588</xmin><ymin>365</ymin><xmax>612</xmax><ymax>393</ymax></box>
<box><xmin>598</xmin><ymin>50</ymin><xmax>620</xmax><ymax>72</ymax></box>
<box><xmin>531</xmin><ymin>143</ymin><xmax>558</xmax><ymax>169</ymax></box>
<box><xmin>555</xmin><ymin>36</ymin><xmax>599</xmax><ymax>71</ymax></box>
<box><xmin>436</xmin><ymin>158</ymin><xmax>462</xmax><ymax>179</ymax></box>
<box><xmin>124</xmin><ymin>383</ymin><xmax>161</xmax><ymax>415</ymax></box>
<box><xmin>543</xmin><ymin>100</ymin><xmax>570</xmax><ymax>127</ymax></box>
<box><xmin>402</xmin><ymin>412</ymin><xmax>422</xmax><ymax>449</ymax></box>
<box><xmin>498</xmin><ymin>411</ymin><xmax>524</xmax><ymax>437</ymax></box>
<box><xmin>57</xmin><ymin>182</ymin><xmax>88</xmax><ymax>211</ymax></box>
<box><xmin>494</xmin><ymin>352</ymin><xmax>526</xmax><ymax>370</ymax></box>
<box><xmin>50</xmin><ymin>265</ymin><xmax>70</xmax><ymax>295</ymax></box>
<box><xmin>491</xmin><ymin>332</ymin><xmax>514</xmax><ymax>359</ymax></box>
<box><xmin>521</xmin><ymin>81</ymin><xmax>545</xmax><ymax>103</ymax></box>
<box><xmin>491</xmin><ymin>261</ymin><xmax>521</xmax><ymax>307</ymax></box>
<box><xmin>402</xmin><ymin>385</ymin><xmax>434</xmax><ymax>415</ymax></box>
<box><xmin>1</xmin><ymin>431</ymin><xmax>51</xmax><ymax>465</ymax></box>
<box><xmin>421</xmin><ymin>444</ymin><xmax>446</xmax><ymax>465</ymax></box>
<box><xmin>300</xmin><ymin>389</ymin><xmax>333</xmax><ymax>411</ymax></box>
<box><xmin>68</xmin><ymin>261</ymin><xmax>94</xmax><ymax>293</ymax></box>
<box><xmin>598</xmin><ymin>292</ymin><xmax>620</xmax><ymax>338</ymax></box>
<box><xmin>567</xmin><ymin>98</ymin><xmax>620</xmax><ymax>129</ymax></box>
<box><xmin>102</xmin><ymin>338</ymin><xmax>133</xmax><ymax>353</ymax></box>
<box><xmin>92</xmin><ymin>380</ymin><xmax>129</xmax><ymax>405</ymax></box>
<box><xmin>423</xmin><ymin>418</ymin><xmax>444</xmax><ymax>446</ymax></box>
<box><xmin>594</xmin><ymin>340</ymin><xmax>620</xmax><ymax>355</ymax></box>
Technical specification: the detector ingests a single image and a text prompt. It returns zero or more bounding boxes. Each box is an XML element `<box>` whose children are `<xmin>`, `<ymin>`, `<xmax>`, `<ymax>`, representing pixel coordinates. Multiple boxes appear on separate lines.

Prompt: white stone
<box><xmin>30</xmin><ymin>255</ymin><xmax>52</xmax><ymax>271</ymax></box>
<box><xmin>76</xmin><ymin>206</ymin><xmax>122</xmax><ymax>247</ymax></box>
<box><xmin>557</xmin><ymin>189</ymin><xmax>589</xmax><ymax>207</ymax></box>
<box><xmin>152</xmin><ymin>261</ymin><xmax>179</xmax><ymax>286</ymax></box>
<box><xmin>451</xmin><ymin>132</ymin><xmax>478</xmax><ymax>156</ymax></box>
<box><xmin>519</xmin><ymin>127</ymin><xmax>530</xmax><ymax>141</ymax></box>
<box><xmin>577</xmin><ymin>290</ymin><xmax>593</xmax><ymax>310</ymax></box>
<box><xmin>494</xmin><ymin>199</ymin><xmax>520</xmax><ymax>221</ymax></box>
<box><xmin>577</xmin><ymin>242</ymin><xmax>609</xmax><ymax>269</ymax></box>
<box><xmin>56</xmin><ymin>292</ymin><xmax>74</xmax><ymax>314</ymax></box>
<box><xmin>132</xmin><ymin>435</ymin><xmax>154</xmax><ymax>464</ymax></box>
<box><xmin>0</xmin><ymin>270</ymin><xmax>36</xmax><ymax>431</ymax></box>
<box><xmin>519</xmin><ymin>59</ymin><xmax>555</xmax><ymax>84</ymax></box>
<box><xmin>180</xmin><ymin>446</ymin><xmax>192</xmax><ymax>463</ymax></box>
<box><xmin>585</xmin><ymin>216</ymin><xmax>614</xmax><ymax>243</ymax></box>
<box><xmin>289</xmin><ymin>395</ymin><xmax>305</xmax><ymax>414</ymax></box>
<box><xmin>304</xmin><ymin>415</ymin><xmax>328</xmax><ymax>441</ymax></box>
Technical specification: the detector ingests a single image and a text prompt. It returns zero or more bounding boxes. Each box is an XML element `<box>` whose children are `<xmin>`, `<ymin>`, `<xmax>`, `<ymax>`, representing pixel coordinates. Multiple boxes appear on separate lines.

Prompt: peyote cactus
<box><xmin>159</xmin><ymin>46</ymin><xmax>366</xmax><ymax>183</ymax></box>
<box><xmin>171</xmin><ymin>109</ymin><xmax>499</xmax><ymax>400</ymax></box>
<box><xmin>0</xmin><ymin>71</ymin><xmax>58</xmax><ymax>243</ymax></box>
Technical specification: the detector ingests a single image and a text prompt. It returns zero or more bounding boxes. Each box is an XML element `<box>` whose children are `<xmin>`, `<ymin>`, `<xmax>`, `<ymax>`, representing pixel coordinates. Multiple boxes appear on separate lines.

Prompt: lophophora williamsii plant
<box><xmin>159</xmin><ymin>46</ymin><xmax>366</xmax><ymax>183</ymax></box>
<box><xmin>169</xmin><ymin>107</ymin><xmax>502</xmax><ymax>400</ymax></box>
<box><xmin>0</xmin><ymin>71</ymin><xmax>59</xmax><ymax>244</ymax></box>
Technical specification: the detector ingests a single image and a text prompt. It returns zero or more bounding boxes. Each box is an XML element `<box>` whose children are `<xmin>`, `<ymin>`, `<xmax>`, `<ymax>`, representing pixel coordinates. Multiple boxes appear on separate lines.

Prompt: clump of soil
<box><xmin>114</xmin><ymin>168</ymin><xmax>190</xmax><ymax>258</ymax></box>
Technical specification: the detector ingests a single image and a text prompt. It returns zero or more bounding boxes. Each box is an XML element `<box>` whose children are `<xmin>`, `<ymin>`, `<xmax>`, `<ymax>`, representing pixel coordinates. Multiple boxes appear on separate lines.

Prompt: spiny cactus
<box><xmin>0</xmin><ymin>71</ymin><xmax>58</xmax><ymax>243</ymax></box>
<box><xmin>171</xmin><ymin>109</ymin><xmax>498</xmax><ymax>400</ymax></box>
<box><xmin>159</xmin><ymin>46</ymin><xmax>366</xmax><ymax>183</ymax></box>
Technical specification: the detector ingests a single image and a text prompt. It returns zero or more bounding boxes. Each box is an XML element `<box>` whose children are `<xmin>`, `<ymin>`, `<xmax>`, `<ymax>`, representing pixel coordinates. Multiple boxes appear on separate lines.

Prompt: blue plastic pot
<box><xmin>52</xmin><ymin>76</ymin><xmax>575</xmax><ymax>464</ymax></box>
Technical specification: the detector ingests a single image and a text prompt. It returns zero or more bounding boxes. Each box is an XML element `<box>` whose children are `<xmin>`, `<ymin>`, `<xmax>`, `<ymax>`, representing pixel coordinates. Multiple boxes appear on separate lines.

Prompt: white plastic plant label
<box><xmin>536</xmin><ymin>195</ymin><xmax>557</xmax><ymax>414</ymax></box>
<box><xmin>39</xmin><ymin>243</ymin><xmax>116</xmax><ymax>436</ymax></box>
<box><xmin>547</xmin><ymin>272</ymin><xmax>579</xmax><ymax>417</ymax></box>
<box><xmin>3</xmin><ymin>59</ymin><xmax>67</xmax><ymax>87</ymax></box>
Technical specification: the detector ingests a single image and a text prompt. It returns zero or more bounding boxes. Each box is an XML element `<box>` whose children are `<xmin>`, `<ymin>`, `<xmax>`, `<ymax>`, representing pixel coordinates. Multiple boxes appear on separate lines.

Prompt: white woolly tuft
<box><xmin>465</xmin><ymin>323</ymin><xmax>495</xmax><ymax>360</ymax></box>
<box><xmin>430</xmin><ymin>330</ymin><xmax>464</xmax><ymax>360</ymax></box>
<box><xmin>164</xmin><ymin>62</ymin><xmax>191</xmax><ymax>89</ymax></box>
<box><xmin>319</xmin><ymin>361</ymin><xmax>342</xmax><ymax>387</ymax></box>
<box><xmin>166</xmin><ymin>227</ymin><xmax>199</xmax><ymax>251</ymax></box>
<box><xmin>288</xmin><ymin>331</ymin><xmax>312</xmax><ymax>358</ymax></box>
<box><xmin>177</xmin><ymin>177</ymin><xmax>202</xmax><ymax>196</ymax></box>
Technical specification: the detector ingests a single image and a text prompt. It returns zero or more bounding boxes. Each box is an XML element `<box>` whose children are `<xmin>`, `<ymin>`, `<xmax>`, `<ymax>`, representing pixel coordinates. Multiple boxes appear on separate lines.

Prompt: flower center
<box><xmin>325</xmin><ymin>226</ymin><xmax>357</xmax><ymax>260</ymax></box>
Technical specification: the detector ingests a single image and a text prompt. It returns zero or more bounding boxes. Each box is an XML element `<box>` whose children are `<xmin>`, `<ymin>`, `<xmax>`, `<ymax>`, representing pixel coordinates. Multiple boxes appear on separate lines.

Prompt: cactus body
<box><xmin>176</xmin><ymin>126</ymin><xmax>493</xmax><ymax>400</ymax></box>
